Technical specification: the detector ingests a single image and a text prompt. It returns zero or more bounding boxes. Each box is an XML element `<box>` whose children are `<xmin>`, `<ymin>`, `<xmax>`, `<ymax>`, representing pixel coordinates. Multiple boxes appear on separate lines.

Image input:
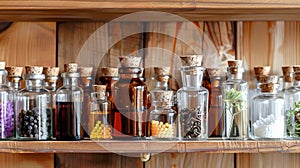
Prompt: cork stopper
<box><xmin>293</xmin><ymin>65</ymin><xmax>300</xmax><ymax>72</ymax></box>
<box><xmin>25</xmin><ymin>66</ymin><xmax>43</xmax><ymax>74</ymax></box>
<box><xmin>5</xmin><ymin>66</ymin><xmax>23</xmax><ymax>76</ymax></box>
<box><xmin>99</xmin><ymin>67</ymin><xmax>118</xmax><ymax>77</ymax></box>
<box><xmin>153</xmin><ymin>91</ymin><xmax>173</xmax><ymax>105</ymax></box>
<box><xmin>258</xmin><ymin>75</ymin><xmax>279</xmax><ymax>84</ymax></box>
<box><xmin>282</xmin><ymin>66</ymin><xmax>293</xmax><ymax>82</ymax></box>
<box><xmin>0</xmin><ymin>62</ymin><xmax>6</xmax><ymax>69</ymax></box>
<box><xmin>78</xmin><ymin>66</ymin><xmax>93</xmax><ymax>77</ymax></box>
<box><xmin>119</xmin><ymin>56</ymin><xmax>141</xmax><ymax>67</ymax></box>
<box><xmin>180</xmin><ymin>55</ymin><xmax>203</xmax><ymax>66</ymax></box>
<box><xmin>228</xmin><ymin>60</ymin><xmax>243</xmax><ymax>68</ymax></box>
<box><xmin>43</xmin><ymin>67</ymin><xmax>60</xmax><ymax>77</ymax></box>
<box><xmin>260</xmin><ymin>83</ymin><xmax>277</xmax><ymax>93</ymax></box>
<box><xmin>294</xmin><ymin>71</ymin><xmax>300</xmax><ymax>81</ymax></box>
<box><xmin>154</xmin><ymin>67</ymin><xmax>170</xmax><ymax>76</ymax></box>
<box><xmin>93</xmin><ymin>84</ymin><xmax>106</xmax><ymax>93</ymax></box>
<box><xmin>206</xmin><ymin>68</ymin><xmax>226</xmax><ymax>77</ymax></box>
<box><xmin>64</xmin><ymin>63</ymin><xmax>78</xmax><ymax>73</ymax></box>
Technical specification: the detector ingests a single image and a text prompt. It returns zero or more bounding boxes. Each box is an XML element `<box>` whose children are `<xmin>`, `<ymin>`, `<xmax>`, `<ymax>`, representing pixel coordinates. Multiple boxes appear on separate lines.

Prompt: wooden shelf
<box><xmin>2</xmin><ymin>140</ymin><xmax>300</xmax><ymax>154</ymax></box>
<box><xmin>1</xmin><ymin>0</ymin><xmax>300</xmax><ymax>21</ymax></box>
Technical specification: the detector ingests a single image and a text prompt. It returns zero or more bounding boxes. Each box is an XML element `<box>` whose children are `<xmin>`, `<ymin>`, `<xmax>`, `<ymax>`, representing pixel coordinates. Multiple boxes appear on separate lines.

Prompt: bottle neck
<box><xmin>180</xmin><ymin>67</ymin><xmax>204</xmax><ymax>88</ymax></box>
<box><xmin>81</xmin><ymin>77</ymin><xmax>93</xmax><ymax>87</ymax></box>
<box><xmin>155</xmin><ymin>80</ymin><xmax>169</xmax><ymax>90</ymax></box>
<box><xmin>0</xmin><ymin>75</ymin><xmax>6</xmax><ymax>84</ymax></box>
<box><xmin>228</xmin><ymin>72</ymin><xmax>243</xmax><ymax>80</ymax></box>
<box><xmin>44</xmin><ymin>81</ymin><xmax>57</xmax><ymax>91</ymax></box>
<box><xmin>284</xmin><ymin>82</ymin><xmax>293</xmax><ymax>89</ymax></box>
<box><xmin>25</xmin><ymin>79</ymin><xmax>43</xmax><ymax>90</ymax></box>
<box><xmin>293</xmin><ymin>80</ymin><xmax>300</xmax><ymax>87</ymax></box>
<box><xmin>63</xmin><ymin>77</ymin><xmax>79</xmax><ymax>87</ymax></box>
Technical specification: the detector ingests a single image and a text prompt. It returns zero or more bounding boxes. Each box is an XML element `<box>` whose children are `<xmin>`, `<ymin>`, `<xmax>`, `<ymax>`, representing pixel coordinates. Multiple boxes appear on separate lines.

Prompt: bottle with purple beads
<box><xmin>0</xmin><ymin>62</ymin><xmax>15</xmax><ymax>139</ymax></box>
<box><xmin>15</xmin><ymin>66</ymin><xmax>53</xmax><ymax>140</ymax></box>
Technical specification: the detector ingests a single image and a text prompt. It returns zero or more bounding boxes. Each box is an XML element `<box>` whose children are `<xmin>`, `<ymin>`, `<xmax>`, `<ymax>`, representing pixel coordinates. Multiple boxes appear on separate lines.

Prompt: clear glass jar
<box><xmin>89</xmin><ymin>85</ymin><xmax>112</xmax><ymax>140</ymax></box>
<box><xmin>56</xmin><ymin>70</ymin><xmax>84</xmax><ymax>140</ymax></box>
<box><xmin>250</xmin><ymin>83</ymin><xmax>285</xmax><ymax>139</ymax></box>
<box><xmin>5</xmin><ymin>66</ymin><xmax>23</xmax><ymax>91</ymax></box>
<box><xmin>15</xmin><ymin>70</ymin><xmax>52</xmax><ymax>140</ymax></box>
<box><xmin>177</xmin><ymin>66</ymin><xmax>208</xmax><ymax>140</ymax></box>
<box><xmin>222</xmin><ymin>61</ymin><xmax>248</xmax><ymax>140</ymax></box>
<box><xmin>0</xmin><ymin>69</ymin><xmax>15</xmax><ymax>139</ymax></box>
<box><xmin>113</xmin><ymin>67</ymin><xmax>149</xmax><ymax>139</ymax></box>
<box><xmin>150</xmin><ymin>91</ymin><xmax>177</xmax><ymax>139</ymax></box>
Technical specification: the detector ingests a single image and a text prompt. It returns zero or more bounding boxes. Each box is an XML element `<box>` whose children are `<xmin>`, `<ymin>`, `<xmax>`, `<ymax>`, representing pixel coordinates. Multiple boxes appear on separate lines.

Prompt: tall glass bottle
<box><xmin>15</xmin><ymin>66</ymin><xmax>52</xmax><ymax>140</ymax></box>
<box><xmin>98</xmin><ymin>67</ymin><xmax>118</xmax><ymax>131</ymax></box>
<box><xmin>113</xmin><ymin>56</ymin><xmax>149</xmax><ymax>139</ymax></box>
<box><xmin>285</xmin><ymin>66</ymin><xmax>300</xmax><ymax>138</ymax></box>
<box><xmin>56</xmin><ymin>63</ymin><xmax>84</xmax><ymax>140</ymax></box>
<box><xmin>42</xmin><ymin>66</ymin><xmax>59</xmax><ymax>139</ymax></box>
<box><xmin>78</xmin><ymin>66</ymin><xmax>94</xmax><ymax>137</ymax></box>
<box><xmin>222</xmin><ymin>60</ymin><xmax>248</xmax><ymax>140</ymax></box>
<box><xmin>250</xmin><ymin>82</ymin><xmax>285</xmax><ymax>139</ymax></box>
<box><xmin>89</xmin><ymin>85</ymin><xmax>112</xmax><ymax>140</ymax></box>
<box><xmin>5</xmin><ymin>66</ymin><xmax>23</xmax><ymax>91</ymax></box>
<box><xmin>0</xmin><ymin>62</ymin><xmax>15</xmax><ymax>139</ymax></box>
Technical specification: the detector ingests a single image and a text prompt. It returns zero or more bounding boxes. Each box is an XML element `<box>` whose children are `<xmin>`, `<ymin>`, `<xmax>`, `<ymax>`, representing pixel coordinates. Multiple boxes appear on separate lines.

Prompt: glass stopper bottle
<box><xmin>251</xmin><ymin>81</ymin><xmax>285</xmax><ymax>139</ymax></box>
<box><xmin>150</xmin><ymin>91</ymin><xmax>177</xmax><ymax>139</ymax></box>
<box><xmin>89</xmin><ymin>85</ymin><xmax>112</xmax><ymax>140</ymax></box>
<box><xmin>222</xmin><ymin>60</ymin><xmax>249</xmax><ymax>140</ymax></box>
<box><xmin>0</xmin><ymin>62</ymin><xmax>15</xmax><ymax>139</ymax></box>
<box><xmin>56</xmin><ymin>63</ymin><xmax>84</xmax><ymax>140</ymax></box>
<box><xmin>15</xmin><ymin>66</ymin><xmax>52</xmax><ymax>140</ymax></box>
<box><xmin>5</xmin><ymin>66</ymin><xmax>24</xmax><ymax>91</ymax></box>
<box><xmin>78</xmin><ymin>66</ymin><xmax>94</xmax><ymax>137</ymax></box>
<box><xmin>113</xmin><ymin>56</ymin><xmax>149</xmax><ymax>139</ymax></box>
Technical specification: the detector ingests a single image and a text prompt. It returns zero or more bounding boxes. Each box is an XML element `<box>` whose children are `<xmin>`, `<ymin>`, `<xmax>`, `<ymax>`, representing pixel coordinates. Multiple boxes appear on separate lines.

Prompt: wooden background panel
<box><xmin>146</xmin><ymin>153</ymin><xmax>234</xmax><ymax>168</ymax></box>
<box><xmin>0</xmin><ymin>153</ymin><xmax>54</xmax><ymax>168</ymax></box>
<box><xmin>0</xmin><ymin>22</ymin><xmax>56</xmax><ymax>66</ymax></box>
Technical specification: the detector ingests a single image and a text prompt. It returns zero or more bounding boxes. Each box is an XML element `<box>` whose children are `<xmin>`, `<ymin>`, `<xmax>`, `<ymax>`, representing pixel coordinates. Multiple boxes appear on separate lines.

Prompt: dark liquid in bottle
<box><xmin>56</xmin><ymin>101</ymin><xmax>83</xmax><ymax>140</ymax></box>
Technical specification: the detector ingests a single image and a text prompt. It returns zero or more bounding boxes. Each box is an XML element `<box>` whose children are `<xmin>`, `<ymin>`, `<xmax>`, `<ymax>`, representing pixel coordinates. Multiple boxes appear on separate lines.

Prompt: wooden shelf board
<box><xmin>1</xmin><ymin>140</ymin><xmax>300</xmax><ymax>154</ymax></box>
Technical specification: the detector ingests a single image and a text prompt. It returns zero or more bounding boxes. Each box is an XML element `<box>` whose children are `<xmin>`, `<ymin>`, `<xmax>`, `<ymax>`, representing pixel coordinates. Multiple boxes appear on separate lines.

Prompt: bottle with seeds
<box><xmin>222</xmin><ymin>60</ymin><xmax>248</xmax><ymax>140</ymax></box>
<box><xmin>15</xmin><ymin>66</ymin><xmax>52</xmax><ymax>140</ymax></box>
<box><xmin>89</xmin><ymin>85</ymin><xmax>112</xmax><ymax>140</ymax></box>
<box><xmin>177</xmin><ymin>55</ymin><xmax>209</xmax><ymax>140</ymax></box>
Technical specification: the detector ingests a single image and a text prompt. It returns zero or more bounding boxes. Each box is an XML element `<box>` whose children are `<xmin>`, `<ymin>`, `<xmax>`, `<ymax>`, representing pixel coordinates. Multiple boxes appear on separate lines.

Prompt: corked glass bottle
<box><xmin>5</xmin><ymin>66</ymin><xmax>23</xmax><ymax>91</ymax></box>
<box><xmin>78</xmin><ymin>66</ymin><xmax>94</xmax><ymax>137</ymax></box>
<box><xmin>0</xmin><ymin>62</ymin><xmax>15</xmax><ymax>139</ymax></box>
<box><xmin>113</xmin><ymin>56</ymin><xmax>149</xmax><ymax>139</ymax></box>
<box><xmin>222</xmin><ymin>60</ymin><xmax>248</xmax><ymax>140</ymax></box>
<box><xmin>177</xmin><ymin>55</ymin><xmax>209</xmax><ymax>140</ymax></box>
<box><xmin>15</xmin><ymin>66</ymin><xmax>52</xmax><ymax>140</ymax></box>
<box><xmin>89</xmin><ymin>85</ymin><xmax>112</xmax><ymax>140</ymax></box>
<box><xmin>42</xmin><ymin>66</ymin><xmax>59</xmax><ymax>139</ymax></box>
<box><xmin>56</xmin><ymin>63</ymin><xmax>84</xmax><ymax>140</ymax></box>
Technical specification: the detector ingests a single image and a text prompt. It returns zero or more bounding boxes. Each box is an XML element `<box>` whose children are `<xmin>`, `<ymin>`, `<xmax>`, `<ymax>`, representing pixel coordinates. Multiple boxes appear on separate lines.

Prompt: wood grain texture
<box><xmin>0</xmin><ymin>153</ymin><xmax>54</xmax><ymax>168</ymax></box>
<box><xmin>0</xmin><ymin>22</ymin><xmax>56</xmax><ymax>66</ymax></box>
<box><xmin>146</xmin><ymin>153</ymin><xmax>234</xmax><ymax>168</ymax></box>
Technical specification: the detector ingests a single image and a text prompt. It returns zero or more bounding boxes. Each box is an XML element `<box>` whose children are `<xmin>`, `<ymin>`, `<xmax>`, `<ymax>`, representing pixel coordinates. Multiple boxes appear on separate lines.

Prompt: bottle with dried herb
<box><xmin>251</xmin><ymin>81</ymin><xmax>285</xmax><ymax>139</ymax></box>
<box><xmin>5</xmin><ymin>66</ymin><xmax>23</xmax><ymax>91</ymax></box>
<box><xmin>89</xmin><ymin>85</ymin><xmax>112</xmax><ymax>140</ymax></box>
<box><xmin>55</xmin><ymin>63</ymin><xmax>84</xmax><ymax>140</ymax></box>
<box><xmin>177</xmin><ymin>55</ymin><xmax>209</xmax><ymax>140</ymax></box>
<box><xmin>113</xmin><ymin>56</ymin><xmax>149</xmax><ymax>139</ymax></box>
<box><xmin>222</xmin><ymin>60</ymin><xmax>248</xmax><ymax>140</ymax></box>
<box><xmin>0</xmin><ymin>62</ymin><xmax>15</xmax><ymax>139</ymax></box>
<box><xmin>285</xmin><ymin>66</ymin><xmax>300</xmax><ymax>138</ymax></box>
<box><xmin>15</xmin><ymin>66</ymin><xmax>52</xmax><ymax>140</ymax></box>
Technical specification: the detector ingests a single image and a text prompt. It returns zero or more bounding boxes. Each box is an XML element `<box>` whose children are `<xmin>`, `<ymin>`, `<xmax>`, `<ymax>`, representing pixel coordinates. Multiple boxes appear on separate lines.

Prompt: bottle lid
<box><xmin>260</xmin><ymin>83</ymin><xmax>277</xmax><ymax>93</ymax></box>
<box><xmin>258</xmin><ymin>75</ymin><xmax>279</xmax><ymax>84</ymax></box>
<box><xmin>93</xmin><ymin>84</ymin><xmax>106</xmax><ymax>93</ymax></box>
<box><xmin>254</xmin><ymin>66</ymin><xmax>271</xmax><ymax>80</ymax></box>
<box><xmin>118</xmin><ymin>67</ymin><xmax>142</xmax><ymax>74</ymax></box>
<box><xmin>0</xmin><ymin>62</ymin><xmax>6</xmax><ymax>69</ymax></box>
<box><xmin>43</xmin><ymin>66</ymin><xmax>60</xmax><ymax>77</ymax></box>
<box><xmin>282</xmin><ymin>66</ymin><xmax>293</xmax><ymax>82</ymax></box>
<box><xmin>99</xmin><ymin>67</ymin><xmax>118</xmax><ymax>77</ymax></box>
<box><xmin>228</xmin><ymin>60</ymin><xmax>243</xmax><ymax>68</ymax></box>
<box><xmin>25</xmin><ymin>66</ymin><xmax>43</xmax><ymax>74</ymax></box>
<box><xmin>293</xmin><ymin>65</ymin><xmax>300</xmax><ymax>72</ymax></box>
<box><xmin>64</xmin><ymin>63</ymin><xmax>78</xmax><ymax>73</ymax></box>
<box><xmin>152</xmin><ymin>91</ymin><xmax>173</xmax><ymax>106</ymax></box>
<box><xmin>206</xmin><ymin>68</ymin><xmax>226</xmax><ymax>77</ymax></box>
<box><xmin>180</xmin><ymin>55</ymin><xmax>203</xmax><ymax>67</ymax></box>
<box><xmin>295</xmin><ymin>71</ymin><xmax>300</xmax><ymax>81</ymax></box>
<box><xmin>5</xmin><ymin>66</ymin><xmax>23</xmax><ymax>77</ymax></box>
<box><xmin>78</xmin><ymin>66</ymin><xmax>93</xmax><ymax>77</ymax></box>
<box><xmin>119</xmin><ymin>55</ymin><xmax>141</xmax><ymax>67</ymax></box>
<box><xmin>154</xmin><ymin>66</ymin><xmax>170</xmax><ymax>76</ymax></box>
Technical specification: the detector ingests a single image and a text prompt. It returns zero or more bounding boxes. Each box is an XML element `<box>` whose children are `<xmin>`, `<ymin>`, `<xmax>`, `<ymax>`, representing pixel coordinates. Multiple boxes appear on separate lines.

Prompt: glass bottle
<box><xmin>113</xmin><ymin>56</ymin><xmax>149</xmax><ymax>139</ymax></box>
<box><xmin>204</xmin><ymin>68</ymin><xmax>226</xmax><ymax>138</ymax></box>
<box><xmin>89</xmin><ymin>85</ymin><xmax>112</xmax><ymax>140</ymax></box>
<box><xmin>78</xmin><ymin>66</ymin><xmax>94</xmax><ymax>137</ymax></box>
<box><xmin>250</xmin><ymin>83</ymin><xmax>285</xmax><ymax>139</ymax></box>
<box><xmin>150</xmin><ymin>91</ymin><xmax>177</xmax><ymax>139</ymax></box>
<box><xmin>0</xmin><ymin>62</ymin><xmax>15</xmax><ymax>139</ymax></box>
<box><xmin>98</xmin><ymin>67</ymin><xmax>118</xmax><ymax>130</ymax></box>
<box><xmin>42</xmin><ymin>66</ymin><xmax>59</xmax><ymax>139</ymax></box>
<box><xmin>285</xmin><ymin>65</ymin><xmax>300</xmax><ymax>138</ymax></box>
<box><xmin>222</xmin><ymin>60</ymin><xmax>248</xmax><ymax>140</ymax></box>
<box><xmin>15</xmin><ymin>66</ymin><xmax>52</xmax><ymax>140</ymax></box>
<box><xmin>177</xmin><ymin>66</ymin><xmax>209</xmax><ymax>140</ymax></box>
<box><xmin>5</xmin><ymin>66</ymin><xmax>24</xmax><ymax>91</ymax></box>
<box><xmin>56</xmin><ymin>63</ymin><xmax>84</xmax><ymax>140</ymax></box>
